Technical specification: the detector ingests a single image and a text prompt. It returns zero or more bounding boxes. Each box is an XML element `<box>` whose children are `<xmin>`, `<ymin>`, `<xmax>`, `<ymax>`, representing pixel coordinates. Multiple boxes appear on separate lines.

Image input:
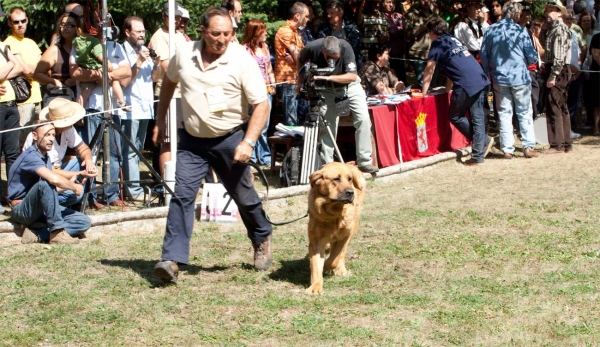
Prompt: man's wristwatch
<box><xmin>243</xmin><ymin>138</ymin><xmax>256</xmax><ymax>148</ymax></box>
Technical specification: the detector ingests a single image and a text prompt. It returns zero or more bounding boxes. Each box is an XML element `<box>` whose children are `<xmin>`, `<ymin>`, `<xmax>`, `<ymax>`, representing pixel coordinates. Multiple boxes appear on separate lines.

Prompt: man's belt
<box><xmin>0</xmin><ymin>100</ymin><xmax>16</xmax><ymax>107</ymax></box>
<box><xmin>10</xmin><ymin>199</ymin><xmax>22</xmax><ymax>207</ymax></box>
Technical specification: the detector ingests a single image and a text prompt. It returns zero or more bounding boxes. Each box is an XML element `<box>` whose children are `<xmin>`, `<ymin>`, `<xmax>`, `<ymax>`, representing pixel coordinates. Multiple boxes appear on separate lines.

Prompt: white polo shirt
<box><xmin>23</xmin><ymin>126</ymin><xmax>83</xmax><ymax>167</ymax></box>
<box><xmin>166</xmin><ymin>40</ymin><xmax>268</xmax><ymax>138</ymax></box>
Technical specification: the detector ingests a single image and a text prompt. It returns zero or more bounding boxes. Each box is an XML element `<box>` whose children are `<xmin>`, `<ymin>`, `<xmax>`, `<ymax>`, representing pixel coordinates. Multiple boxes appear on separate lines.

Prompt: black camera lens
<box><xmin>148</xmin><ymin>48</ymin><xmax>157</xmax><ymax>59</ymax></box>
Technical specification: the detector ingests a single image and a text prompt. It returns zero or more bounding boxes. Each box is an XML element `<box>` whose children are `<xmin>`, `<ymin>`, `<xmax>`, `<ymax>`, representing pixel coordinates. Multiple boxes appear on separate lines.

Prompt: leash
<box><xmin>243</xmin><ymin>160</ymin><xmax>308</xmax><ymax>226</ymax></box>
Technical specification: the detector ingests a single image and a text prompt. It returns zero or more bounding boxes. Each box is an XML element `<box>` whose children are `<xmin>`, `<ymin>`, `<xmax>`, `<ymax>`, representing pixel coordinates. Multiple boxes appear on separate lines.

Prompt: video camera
<box><xmin>299</xmin><ymin>58</ymin><xmax>336</xmax><ymax>97</ymax></box>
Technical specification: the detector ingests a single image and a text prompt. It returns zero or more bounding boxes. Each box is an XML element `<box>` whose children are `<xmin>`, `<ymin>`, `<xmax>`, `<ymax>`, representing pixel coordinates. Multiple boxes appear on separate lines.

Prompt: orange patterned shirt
<box><xmin>274</xmin><ymin>21</ymin><xmax>304</xmax><ymax>83</ymax></box>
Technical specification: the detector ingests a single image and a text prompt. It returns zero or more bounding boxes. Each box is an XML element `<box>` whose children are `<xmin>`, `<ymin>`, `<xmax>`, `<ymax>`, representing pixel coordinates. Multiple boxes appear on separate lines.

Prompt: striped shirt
<box><xmin>541</xmin><ymin>20</ymin><xmax>572</xmax><ymax>78</ymax></box>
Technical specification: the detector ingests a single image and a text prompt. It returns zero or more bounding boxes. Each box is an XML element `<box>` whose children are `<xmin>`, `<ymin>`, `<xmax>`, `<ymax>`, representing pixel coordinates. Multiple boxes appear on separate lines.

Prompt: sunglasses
<box><xmin>12</xmin><ymin>19</ymin><xmax>27</xmax><ymax>25</ymax></box>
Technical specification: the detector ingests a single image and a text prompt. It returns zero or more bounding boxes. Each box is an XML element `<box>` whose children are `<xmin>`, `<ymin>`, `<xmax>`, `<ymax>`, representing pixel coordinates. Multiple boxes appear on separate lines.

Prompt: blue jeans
<box><xmin>58</xmin><ymin>158</ymin><xmax>84</xmax><ymax>207</ymax></box>
<box><xmin>448</xmin><ymin>87</ymin><xmax>488</xmax><ymax>162</ymax></box>
<box><xmin>494</xmin><ymin>83</ymin><xmax>536</xmax><ymax>153</ymax></box>
<box><xmin>161</xmin><ymin>129</ymin><xmax>272</xmax><ymax>264</ymax></box>
<box><xmin>0</xmin><ymin>103</ymin><xmax>20</xmax><ymax>198</ymax></box>
<box><xmin>121</xmin><ymin>119</ymin><xmax>149</xmax><ymax>199</ymax></box>
<box><xmin>280</xmin><ymin>84</ymin><xmax>298</xmax><ymax>126</ymax></box>
<box><xmin>11</xmin><ymin>180</ymin><xmax>91</xmax><ymax>242</ymax></box>
<box><xmin>410</xmin><ymin>60</ymin><xmax>427</xmax><ymax>88</ymax></box>
<box><xmin>250</xmin><ymin>95</ymin><xmax>272</xmax><ymax>165</ymax></box>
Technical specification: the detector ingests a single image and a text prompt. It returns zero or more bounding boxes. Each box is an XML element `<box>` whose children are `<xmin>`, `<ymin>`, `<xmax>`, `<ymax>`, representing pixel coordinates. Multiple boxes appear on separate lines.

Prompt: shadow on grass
<box><xmin>269</xmin><ymin>257</ymin><xmax>311</xmax><ymax>287</ymax></box>
<box><xmin>99</xmin><ymin>259</ymin><xmax>229</xmax><ymax>287</ymax></box>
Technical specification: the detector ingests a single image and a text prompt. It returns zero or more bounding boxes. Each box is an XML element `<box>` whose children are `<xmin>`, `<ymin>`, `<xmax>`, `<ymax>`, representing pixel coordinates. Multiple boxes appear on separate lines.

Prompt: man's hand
<box><xmin>138</xmin><ymin>48</ymin><xmax>150</xmax><ymax>65</ymax></box>
<box><xmin>546</xmin><ymin>77</ymin><xmax>556</xmax><ymax>88</ymax></box>
<box><xmin>284</xmin><ymin>53</ymin><xmax>294</xmax><ymax>64</ymax></box>
<box><xmin>80</xmin><ymin>159</ymin><xmax>97</xmax><ymax>178</ymax></box>
<box><xmin>233</xmin><ymin>141</ymin><xmax>253</xmax><ymax>163</ymax></box>
<box><xmin>152</xmin><ymin>121</ymin><xmax>167</xmax><ymax>147</ymax></box>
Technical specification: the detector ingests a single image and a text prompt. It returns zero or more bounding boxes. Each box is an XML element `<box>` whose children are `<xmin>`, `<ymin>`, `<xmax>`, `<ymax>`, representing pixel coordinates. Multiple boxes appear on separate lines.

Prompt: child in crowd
<box><xmin>72</xmin><ymin>16</ymin><xmax>130</xmax><ymax>111</ymax></box>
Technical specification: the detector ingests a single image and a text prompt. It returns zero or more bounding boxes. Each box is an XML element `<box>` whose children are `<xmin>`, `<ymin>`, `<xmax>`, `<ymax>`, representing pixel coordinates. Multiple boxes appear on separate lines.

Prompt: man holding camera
<box><xmin>296</xmin><ymin>36</ymin><xmax>378</xmax><ymax>174</ymax></box>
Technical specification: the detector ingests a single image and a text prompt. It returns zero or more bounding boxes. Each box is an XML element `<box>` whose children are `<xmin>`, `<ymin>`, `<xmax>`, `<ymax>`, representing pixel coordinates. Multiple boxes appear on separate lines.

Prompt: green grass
<box><xmin>2</xmin><ymin>147</ymin><xmax>600</xmax><ymax>346</ymax></box>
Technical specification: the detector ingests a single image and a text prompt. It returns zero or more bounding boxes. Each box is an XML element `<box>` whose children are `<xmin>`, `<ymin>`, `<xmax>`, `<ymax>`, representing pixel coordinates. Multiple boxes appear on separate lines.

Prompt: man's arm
<box><xmin>0</xmin><ymin>48</ymin><xmax>23</xmax><ymax>80</ymax></box>
<box><xmin>75</xmin><ymin>142</ymin><xmax>97</xmax><ymax>177</ymax></box>
<box><xmin>421</xmin><ymin>60</ymin><xmax>437</xmax><ymax>95</ymax></box>
<box><xmin>233</xmin><ymin>99</ymin><xmax>270</xmax><ymax>163</ymax></box>
<box><xmin>314</xmin><ymin>72</ymin><xmax>358</xmax><ymax>84</ymax></box>
<box><xmin>152</xmin><ymin>75</ymin><xmax>177</xmax><ymax>146</ymax></box>
<box><xmin>36</xmin><ymin>166</ymin><xmax>84</xmax><ymax>196</ymax></box>
<box><xmin>12</xmin><ymin>53</ymin><xmax>39</xmax><ymax>79</ymax></box>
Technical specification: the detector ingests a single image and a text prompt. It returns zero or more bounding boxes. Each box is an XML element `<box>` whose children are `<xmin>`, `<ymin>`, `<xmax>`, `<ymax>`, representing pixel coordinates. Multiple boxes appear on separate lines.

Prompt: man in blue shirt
<box><xmin>421</xmin><ymin>17</ymin><xmax>493</xmax><ymax>166</ymax></box>
<box><xmin>481</xmin><ymin>1</ymin><xmax>539</xmax><ymax>159</ymax></box>
<box><xmin>9</xmin><ymin>121</ymin><xmax>91</xmax><ymax>244</ymax></box>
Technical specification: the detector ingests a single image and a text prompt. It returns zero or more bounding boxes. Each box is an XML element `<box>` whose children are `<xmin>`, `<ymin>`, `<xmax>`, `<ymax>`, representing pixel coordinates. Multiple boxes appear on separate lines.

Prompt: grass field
<box><xmin>1</xmin><ymin>137</ymin><xmax>600</xmax><ymax>346</ymax></box>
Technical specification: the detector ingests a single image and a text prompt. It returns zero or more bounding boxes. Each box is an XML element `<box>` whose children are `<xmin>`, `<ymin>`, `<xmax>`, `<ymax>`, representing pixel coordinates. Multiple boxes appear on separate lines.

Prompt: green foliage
<box><xmin>0</xmin><ymin>0</ymin><xmax>279</xmax><ymax>47</ymax></box>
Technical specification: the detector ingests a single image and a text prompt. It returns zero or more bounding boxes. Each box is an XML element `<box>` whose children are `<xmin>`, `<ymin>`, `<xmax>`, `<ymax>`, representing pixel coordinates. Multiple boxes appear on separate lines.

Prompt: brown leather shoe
<box><xmin>463</xmin><ymin>158</ymin><xmax>483</xmax><ymax>166</ymax></box>
<box><xmin>153</xmin><ymin>260</ymin><xmax>180</xmax><ymax>284</ymax></box>
<box><xmin>49</xmin><ymin>229</ymin><xmax>80</xmax><ymax>245</ymax></box>
<box><xmin>541</xmin><ymin>148</ymin><xmax>564</xmax><ymax>154</ymax></box>
<box><xmin>253</xmin><ymin>234</ymin><xmax>273</xmax><ymax>271</ymax></box>
<box><xmin>523</xmin><ymin>148</ymin><xmax>539</xmax><ymax>158</ymax></box>
<box><xmin>87</xmin><ymin>200</ymin><xmax>106</xmax><ymax>210</ymax></box>
<box><xmin>502</xmin><ymin>152</ymin><xmax>513</xmax><ymax>159</ymax></box>
<box><xmin>564</xmin><ymin>147</ymin><xmax>573</xmax><ymax>153</ymax></box>
<box><xmin>109</xmin><ymin>199</ymin><xmax>127</xmax><ymax>207</ymax></box>
<box><xmin>21</xmin><ymin>227</ymin><xmax>38</xmax><ymax>244</ymax></box>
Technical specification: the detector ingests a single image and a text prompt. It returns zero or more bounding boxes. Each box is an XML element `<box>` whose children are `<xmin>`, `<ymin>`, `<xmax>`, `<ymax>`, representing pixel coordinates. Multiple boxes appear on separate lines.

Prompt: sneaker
<box><xmin>253</xmin><ymin>234</ymin><xmax>273</xmax><ymax>271</ymax></box>
<box><xmin>570</xmin><ymin>130</ymin><xmax>581</xmax><ymax>139</ymax></box>
<box><xmin>21</xmin><ymin>227</ymin><xmax>38</xmax><ymax>244</ymax></box>
<box><xmin>483</xmin><ymin>136</ymin><xmax>495</xmax><ymax>158</ymax></box>
<box><xmin>358</xmin><ymin>164</ymin><xmax>379</xmax><ymax>174</ymax></box>
<box><xmin>153</xmin><ymin>260</ymin><xmax>179</xmax><ymax>284</ymax></box>
<box><xmin>49</xmin><ymin>229</ymin><xmax>80</xmax><ymax>245</ymax></box>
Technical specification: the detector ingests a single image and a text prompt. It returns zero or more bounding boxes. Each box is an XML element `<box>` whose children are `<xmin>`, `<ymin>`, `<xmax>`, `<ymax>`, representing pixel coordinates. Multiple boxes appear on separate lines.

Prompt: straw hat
<box><xmin>39</xmin><ymin>98</ymin><xmax>86</xmax><ymax>128</ymax></box>
<box><xmin>546</xmin><ymin>0</ymin><xmax>567</xmax><ymax>15</ymax></box>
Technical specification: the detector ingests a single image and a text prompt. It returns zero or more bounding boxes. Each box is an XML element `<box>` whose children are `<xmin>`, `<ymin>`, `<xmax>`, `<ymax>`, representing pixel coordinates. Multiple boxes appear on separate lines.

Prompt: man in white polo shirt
<box><xmin>153</xmin><ymin>6</ymin><xmax>272</xmax><ymax>284</ymax></box>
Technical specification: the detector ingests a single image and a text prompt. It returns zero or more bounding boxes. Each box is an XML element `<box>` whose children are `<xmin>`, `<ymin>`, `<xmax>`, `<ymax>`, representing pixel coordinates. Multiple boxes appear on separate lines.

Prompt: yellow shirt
<box><xmin>3</xmin><ymin>35</ymin><xmax>42</xmax><ymax>104</ymax></box>
<box><xmin>166</xmin><ymin>40</ymin><xmax>268</xmax><ymax>138</ymax></box>
<box><xmin>149</xmin><ymin>28</ymin><xmax>187</xmax><ymax>98</ymax></box>
<box><xmin>0</xmin><ymin>42</ymin><xmax>16</xmax><ymax>103</ymax></box>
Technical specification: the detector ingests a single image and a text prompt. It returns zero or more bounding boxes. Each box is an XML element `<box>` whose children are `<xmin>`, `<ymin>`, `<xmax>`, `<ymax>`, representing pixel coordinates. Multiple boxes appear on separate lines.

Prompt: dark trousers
<box><xmin>448</xmin><ymin>87</ymin><xmax>488</xmax><ymax>162</ymax></box>
<box><xmin>544</xmin><ymin>66</ymin><xmax>572</xmax><ymax>151</ymax></box>
<box><xmin>529</xmin><ymin>70</ymin><xmax>540</xmax><ymax>118</ymax></box>
<box><xmin>0</xmin><ymin>103</ymin><xmax>20</xmax><ymax>197</ymax></box>
<box><xmin>161</xmin><ymin>128</ymin><xmax>273</xmax><ymax>264</ymax></box>
<box><xmin>567</xmin><ymin>75</ymin><xmax>581</xmax><ymax>128</ymax></box>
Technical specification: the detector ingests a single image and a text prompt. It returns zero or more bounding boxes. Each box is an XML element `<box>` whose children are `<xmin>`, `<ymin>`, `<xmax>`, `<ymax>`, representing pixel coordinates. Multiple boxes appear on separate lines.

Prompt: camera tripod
<box><xmin>299</xmin><ymin>93</ymin><xmax>344</xmax><ymax>185</ymax></box>
<box><xmin>80</xmin><ymin>113</ymin><xmax>174</xmax><ymax>210</ymax></box>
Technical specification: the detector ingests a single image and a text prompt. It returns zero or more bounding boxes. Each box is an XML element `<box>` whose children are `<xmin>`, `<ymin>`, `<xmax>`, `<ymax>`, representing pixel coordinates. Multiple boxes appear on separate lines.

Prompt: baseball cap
<box><xmin>482</xmin><ymin>6</ymin><xmax>489</xmax><ymax>13</ymax></box>
<box><xmin>180</xmin><ymin>8</ymin><xmax>190</xmax><ymax>19</ymax></box>
<box><xmin>163</xmin><ymin>2</ymin><xmax>184</xmax><ymax>17</ymax></box>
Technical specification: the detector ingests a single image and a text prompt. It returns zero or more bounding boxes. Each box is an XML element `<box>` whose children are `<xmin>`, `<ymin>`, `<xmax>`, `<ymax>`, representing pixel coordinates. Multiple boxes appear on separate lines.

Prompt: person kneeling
<box><xmin>9</xmin><ymin>121</ymin><xmax>91</xmax><ymax>244</ymax></box>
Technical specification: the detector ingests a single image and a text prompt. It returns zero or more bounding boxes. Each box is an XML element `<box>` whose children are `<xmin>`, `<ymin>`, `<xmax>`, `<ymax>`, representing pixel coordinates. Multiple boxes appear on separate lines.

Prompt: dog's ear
<box><xmin>310</xmin><ymin>169</ymin><xmax>323</xmax><ymax>188</ymax></box>
<box><xmin>348</xmin><ymin>164</ymin><xmax>366</xmax><ymax>191</ymax></box>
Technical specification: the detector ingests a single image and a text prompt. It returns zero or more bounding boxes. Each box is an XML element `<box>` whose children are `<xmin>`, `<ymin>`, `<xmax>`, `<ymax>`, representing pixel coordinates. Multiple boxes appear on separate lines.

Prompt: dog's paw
<box><xmin>305</xmin><ymin>282</ymin><xmax>324</xmax><ymax>294</ymax></box>
<box><xmin>332</xmin><ymin>266</ymin><xmax>349</xmax><ymax>277</ymax></box>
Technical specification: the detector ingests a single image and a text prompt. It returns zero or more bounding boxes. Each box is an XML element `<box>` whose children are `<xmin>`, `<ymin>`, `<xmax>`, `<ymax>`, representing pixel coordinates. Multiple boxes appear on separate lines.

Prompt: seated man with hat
<box><xmin>22</xmin><ymin>98</ymin><xmax>99</xmax><ymax>208</ymax></box>
<box><xmin>9</xmin><ymin>120</ymin><xmax>91</xmax><ymax>244</ymax></box>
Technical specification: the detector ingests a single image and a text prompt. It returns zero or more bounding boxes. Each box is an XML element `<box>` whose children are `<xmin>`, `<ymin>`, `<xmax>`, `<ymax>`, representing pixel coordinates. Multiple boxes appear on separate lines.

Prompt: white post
<box><xmin>165</xmin><ymin>0</ymin><xmax>178</xmax><ymax>205</ymax></box>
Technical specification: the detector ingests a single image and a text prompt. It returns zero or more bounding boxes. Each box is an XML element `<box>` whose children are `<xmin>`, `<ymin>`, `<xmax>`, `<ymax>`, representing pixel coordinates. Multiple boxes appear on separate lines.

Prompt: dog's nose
<box><xmin>343</xmin><ymin>189</ymin><xmax>354</xmax><ymax>202</ymax></box>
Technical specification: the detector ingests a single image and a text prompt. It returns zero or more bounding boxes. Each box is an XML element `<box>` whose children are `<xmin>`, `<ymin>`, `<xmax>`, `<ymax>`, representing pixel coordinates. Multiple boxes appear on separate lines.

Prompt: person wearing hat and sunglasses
<box><xmin>8</xmin><ymin>119</ymin><xmax>91</xmax><ymax>245</ymax></box>
<box><xmin>539</xmin><ymin>0</ymin><xmax>574</xmax><ymax>154</ymax></box>
<box><xmin>22</xmin><ymin>98</ymin><xmax>98</xmax><ymax>208</ymax></box>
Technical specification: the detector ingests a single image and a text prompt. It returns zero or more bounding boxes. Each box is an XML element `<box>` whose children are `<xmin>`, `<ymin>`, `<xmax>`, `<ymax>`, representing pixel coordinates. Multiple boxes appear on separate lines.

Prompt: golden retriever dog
<box><xmin>306</xmin><ymin>162</ymin><xmax>366</xmax><ymax>294</ymax></box>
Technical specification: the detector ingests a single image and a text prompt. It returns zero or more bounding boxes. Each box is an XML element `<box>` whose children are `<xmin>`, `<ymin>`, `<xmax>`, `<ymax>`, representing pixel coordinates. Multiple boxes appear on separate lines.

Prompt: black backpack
<box><xmin>279</xmin><ymin>145</ymin><xmax>323</xmax><ymax>187</ymax></box>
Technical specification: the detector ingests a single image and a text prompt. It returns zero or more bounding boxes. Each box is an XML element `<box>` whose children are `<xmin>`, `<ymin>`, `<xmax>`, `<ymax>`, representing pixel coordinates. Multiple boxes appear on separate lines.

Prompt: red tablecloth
<box><xmin>370</xmin><ymin>93</ymin><xmax>470</xmax><ymax>167</ymax></box>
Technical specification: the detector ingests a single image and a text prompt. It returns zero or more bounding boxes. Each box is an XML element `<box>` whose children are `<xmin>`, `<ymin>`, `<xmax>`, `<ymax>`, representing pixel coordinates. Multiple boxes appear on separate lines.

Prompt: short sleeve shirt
<box><xmin>22</xmin><ymin>126</ymin><xmax>83</xmax><ymax>167</ymax></box>
<box><xmin>72</xmin><ymin>36</ymin><xmax>103</xmax><ymax>70</ymax></box>
<box><xmin>274</xmin><ymin>21</ymin><xmax>304</xmax><ymax>83</ymax></box>
<box><xmin>299</xmin><ymin>38</ymin><xmax>358</xmax><ymax>75</ymax></box>
<box><xmin>427</xmin><ymin>34</ymin><xmax>490</xmax><ymax>97</ymax></box>
<box><xmin>3</xmin><ymin>35</ymin><xmax>42</xmax><ymax>104</ymax></box>
<box><xmin>359</xmin><ymin>60</ymin><xmax>398</xmax><ymax>95</ymax></box>
<box><xmin>8</xmin><ymin>146</ymin><xmax>52</xmax><ymax>203</ymax></box>
<box><xmin>149</xmin><ymin>28</ymin><xmax>187</xmax><ymax>97</ymax></box>
<box><xmin>166</xmin><ymin>40</ymin><xmax>268</xmax><ymax>138</ymax></box>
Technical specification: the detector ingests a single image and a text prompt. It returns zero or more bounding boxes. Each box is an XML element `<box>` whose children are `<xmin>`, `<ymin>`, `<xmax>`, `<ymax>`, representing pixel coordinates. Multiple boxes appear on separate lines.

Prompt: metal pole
<box><xmin>101</xmin><ymin>0</ymin><xmax>110</xmax><ymax>199</ymax></box>
<box><xmin>164</xmin><ymin>0</ymin><xmax>177</xmax><ymax>205</ymax></box>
